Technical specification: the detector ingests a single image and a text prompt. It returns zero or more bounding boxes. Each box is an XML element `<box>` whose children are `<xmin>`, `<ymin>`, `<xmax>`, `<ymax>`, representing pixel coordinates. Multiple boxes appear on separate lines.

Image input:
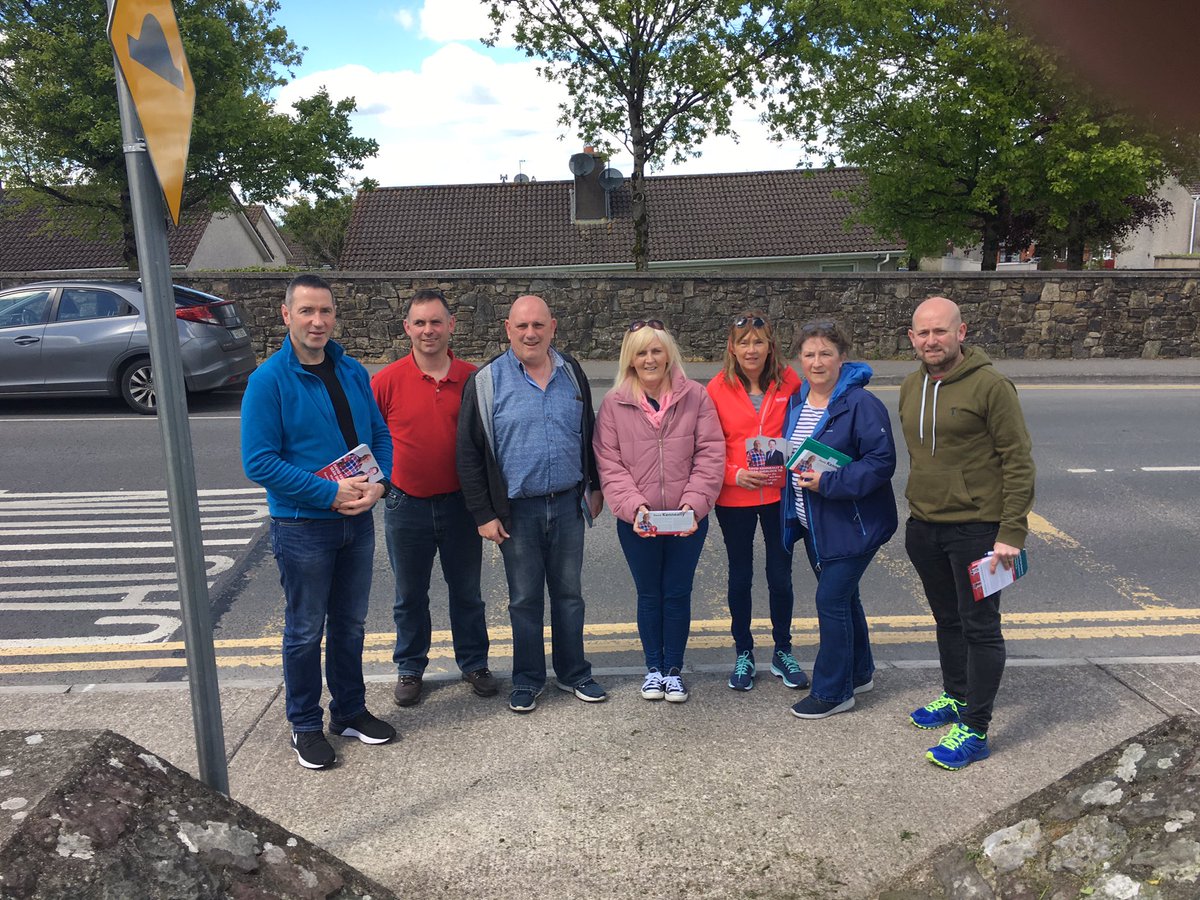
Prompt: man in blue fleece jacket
<box><xmin>241</xmin><ymin>274</ymin><xmax>396</xmax><ymax>770</ymax></box>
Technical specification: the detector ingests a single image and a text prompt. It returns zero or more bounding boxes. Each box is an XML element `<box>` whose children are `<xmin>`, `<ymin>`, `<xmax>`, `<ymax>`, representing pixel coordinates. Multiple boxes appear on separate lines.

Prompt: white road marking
<box><xmin>1069</xmin><ymin>468</ymin><xmax>1097</xmax><ymax>473</ymax></box>
<box><xmin>0</xmin><ymin>540</ymin><xmax>251</xmax><ymax>550</ymax></box>
<box><xmin>0</xmin><ymin>489</ymin><xmax>263</xmax><ymax>640</ymax></box>
<box><xmin>1142</xmin><ymin>466</ymin><xmax>1200</xmax><ymax>472</ymax></box>
<box><xmin>0</xmin><ymin>616</ymin><xmax>182</xmax><ymax>649</ymax></box>
<box><xmin>0</xmin><ymin>523</ymin><xmax>262</xmax><ymax>536</ymax></box>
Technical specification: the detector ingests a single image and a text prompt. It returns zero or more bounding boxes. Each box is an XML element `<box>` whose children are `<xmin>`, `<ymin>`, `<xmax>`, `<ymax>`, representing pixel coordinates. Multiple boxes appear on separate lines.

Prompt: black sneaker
<box><xmin>329</xmin><ymin>710</ymin><xmax>396</xmax><ymax>745</ymax></box>
<box><xmin>291</xmin><ymin>730</ymin><xmax>335</xmax><ymax>769</ymax></box>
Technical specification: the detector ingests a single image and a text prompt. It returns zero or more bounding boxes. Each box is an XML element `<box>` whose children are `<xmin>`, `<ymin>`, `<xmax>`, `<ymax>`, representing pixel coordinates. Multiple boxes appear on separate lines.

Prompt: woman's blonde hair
<box><xmin>614</xmin><ymin>323</ymin><xmax>686</xmax><ymax>400</ymax></box>
<box><xmin>721</xmin><ymin>310</ymin><xmax>787</xmax><ymax>393</ymax></box>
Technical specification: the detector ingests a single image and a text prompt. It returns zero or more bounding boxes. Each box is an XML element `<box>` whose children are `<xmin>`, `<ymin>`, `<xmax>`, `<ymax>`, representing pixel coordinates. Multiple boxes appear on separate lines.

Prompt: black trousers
<box><xmin>905</xmin><ymin>517</ymin><xmax>1005</xmax><ymax>733</ymax></box>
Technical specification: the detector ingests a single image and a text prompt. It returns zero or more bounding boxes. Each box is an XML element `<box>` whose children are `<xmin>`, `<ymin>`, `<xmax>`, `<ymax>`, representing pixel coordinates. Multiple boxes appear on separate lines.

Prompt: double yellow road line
<box><xmin>5</xmin><ymin>607</ymin><xmax>1200</xmax><ymax>676</ymax></box>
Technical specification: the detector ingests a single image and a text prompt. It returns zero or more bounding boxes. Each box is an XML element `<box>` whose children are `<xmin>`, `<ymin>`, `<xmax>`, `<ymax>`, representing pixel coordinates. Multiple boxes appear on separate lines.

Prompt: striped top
<box><xmin>788</xmin><ymin>402</ymin><xmax>826</xmax><ymax>528</ymax></box>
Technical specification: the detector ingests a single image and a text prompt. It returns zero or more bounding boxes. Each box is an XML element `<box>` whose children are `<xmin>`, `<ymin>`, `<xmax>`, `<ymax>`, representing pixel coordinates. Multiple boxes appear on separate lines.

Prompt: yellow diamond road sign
<box><xmin>108</xmin><ymin>0</ymin><xmax>196</xmax><ymax>225</ymax></box>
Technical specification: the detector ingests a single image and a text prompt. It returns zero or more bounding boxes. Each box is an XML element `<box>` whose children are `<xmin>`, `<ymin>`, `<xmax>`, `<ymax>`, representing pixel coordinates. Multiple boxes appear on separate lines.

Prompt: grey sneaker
<box><xmin>770</xmin><ymin>649</ymin><xmax>810</xmax><ymax>689</ymax></box>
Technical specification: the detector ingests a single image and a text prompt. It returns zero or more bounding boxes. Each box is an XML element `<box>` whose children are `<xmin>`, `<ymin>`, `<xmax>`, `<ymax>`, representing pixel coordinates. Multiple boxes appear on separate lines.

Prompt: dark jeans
<box><xmin>714</xmin><ymin>502</ymin><xmax>794</xmax><ymax>655</ymax></box>
<box><xmin>270</xmin><ymin>514</ymin><xmax>374</xmax><ymax>732</ymax></box>
<box><xmin>905</xmin><ymin>517</ymin><xmax>1005</xmax><ymax>732</ymax></box>
<box><xmin>800</xmin><ymin>534</ymin><xmax>876</xmax><ymax>704</ymax></box>
<box><xmin>616</xmin><ymin>516</ymin><xmax>709</xmax><ymax>671</ymax></box>
<box><xmin>384</xmin><ymin>488</ymin><xmax>488</xmax><ymax>676</ymax></box>
<box><xmin>499</xmin><ymin>491</ymin><xmax>591</xmax><ymax>691</ymax></box>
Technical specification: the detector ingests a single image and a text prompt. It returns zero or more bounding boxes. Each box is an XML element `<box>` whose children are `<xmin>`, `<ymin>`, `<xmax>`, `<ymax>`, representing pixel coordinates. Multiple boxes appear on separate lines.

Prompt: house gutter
<box><xmin>876</xmin><ymin>252</ymin><xmax>892</xmax><ymax>272</ymax></box>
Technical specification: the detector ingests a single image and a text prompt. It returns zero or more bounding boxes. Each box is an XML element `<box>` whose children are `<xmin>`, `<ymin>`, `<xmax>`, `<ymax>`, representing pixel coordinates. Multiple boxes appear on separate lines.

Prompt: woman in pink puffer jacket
<box><xmin>593</xmin><ymin>320</ymin><xmax>725</xmax><ymax>703</ymax></box>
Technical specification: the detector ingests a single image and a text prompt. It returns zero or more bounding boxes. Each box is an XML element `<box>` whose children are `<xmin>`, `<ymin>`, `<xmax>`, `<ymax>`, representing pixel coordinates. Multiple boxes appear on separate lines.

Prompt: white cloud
<box><xmin>392</xmin><ymin>9</ymin><xmax>414</xmax><ymax>30</ymax></box>
<box><xmin>418</xmin><ymin>0</ymin><xmax>496</xmax><ymax>45</ymax></box>
<box><xmin>275</xmin><ymin>43</ymin><xmax>816</xmax><ymax>189</ymax></box>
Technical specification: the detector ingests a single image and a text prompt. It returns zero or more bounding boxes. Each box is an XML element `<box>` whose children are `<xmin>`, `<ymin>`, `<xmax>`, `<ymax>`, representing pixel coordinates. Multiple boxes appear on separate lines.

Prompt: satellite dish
<box><xmin>568</xmin><ymin>152</ymin><xmax>596</xmax><ymax>176</ymax></box>
<box><xmin>599</xmin><ymin>167</ymin><xmax>625</xmax><ymax>191</ymax></box>
<box><xmin>513</xmin><ymin>173</ymin><xmax>531</xmax><ymax>184</ymax></box>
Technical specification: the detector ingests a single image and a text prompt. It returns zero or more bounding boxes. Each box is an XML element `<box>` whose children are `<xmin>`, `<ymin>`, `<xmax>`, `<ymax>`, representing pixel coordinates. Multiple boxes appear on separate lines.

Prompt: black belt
<box><xmin>392</xmin><ymin>487</ymin><xmax>461</xmax><ymax>503</ymax></box>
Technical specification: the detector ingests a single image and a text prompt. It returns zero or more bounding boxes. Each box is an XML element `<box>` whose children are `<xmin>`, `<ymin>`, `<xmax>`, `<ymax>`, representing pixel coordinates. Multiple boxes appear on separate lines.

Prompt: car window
<box><xmin>0</xmin><ymin>290</ymin><xmax>52</xmax><ymax>328</ymax></box>
<box><xmin>57</xmin><ymin>289</ymin><xmax>130</xmax><ymax>322</ymax></box>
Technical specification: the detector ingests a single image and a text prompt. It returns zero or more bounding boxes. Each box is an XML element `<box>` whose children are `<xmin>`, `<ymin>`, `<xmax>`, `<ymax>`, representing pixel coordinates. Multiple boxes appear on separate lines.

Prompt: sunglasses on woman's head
<box><xmin>735</xmin><ymin>316</ymin><xmax>766</xmax><ymax>328</ymax></box>
<box><xmin>799</xmin><ymin>320</ymin><xmax>837</xmax><ymax>335</ymax></box>
<box><xmin>629</xmin><ymin>319</ymin><xmax>665</xmax><ymax>332</ymax></box>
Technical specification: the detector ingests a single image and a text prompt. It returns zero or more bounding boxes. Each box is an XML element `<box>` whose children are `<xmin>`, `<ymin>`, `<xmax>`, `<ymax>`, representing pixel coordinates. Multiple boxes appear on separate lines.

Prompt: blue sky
<box><xmin>270</xmin><ymin>0</ymin><xmax>811</xmax><ymax>188</ymax></box>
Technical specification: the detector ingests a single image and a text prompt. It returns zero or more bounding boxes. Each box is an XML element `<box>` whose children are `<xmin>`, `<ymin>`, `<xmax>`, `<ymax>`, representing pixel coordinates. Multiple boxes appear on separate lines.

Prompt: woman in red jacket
<box><xmin>706</xmin><ymin>313</ymin><xmax>805</xmax><ymax>692</ymax></box>
<box><xmin>594</xmin><ymin>320</ymin><xmax>725</xmax><ymax>703</ymax></box>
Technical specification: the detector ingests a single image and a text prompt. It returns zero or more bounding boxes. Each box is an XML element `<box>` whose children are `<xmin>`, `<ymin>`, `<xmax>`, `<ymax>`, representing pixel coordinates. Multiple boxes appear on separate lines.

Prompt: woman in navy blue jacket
<box><xmin>781</xmin><ymin>321</ymin><xmax>898</xmax><ymax>719</ymax></box>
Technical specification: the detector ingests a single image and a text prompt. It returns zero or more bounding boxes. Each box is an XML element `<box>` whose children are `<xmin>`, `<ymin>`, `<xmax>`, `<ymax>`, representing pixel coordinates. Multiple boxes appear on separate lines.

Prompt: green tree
<box><xmin>768</xmin><ymin>0</ymin><xmax>1181</xmax><ymax>269</ymax></box>
<box><xmin>0</xmin><ymin>0</ymin><xmax>377</xmax><ymax>267</ymax></box>
<box><xmin>487</xmin><ymin>0</ymin><xmax>813</xmax><ymax>270</ymax></box>
<box><xmin>280</xmin><ymin>179</ymin><xmax>377</xmax><ymax>268</ymax></box>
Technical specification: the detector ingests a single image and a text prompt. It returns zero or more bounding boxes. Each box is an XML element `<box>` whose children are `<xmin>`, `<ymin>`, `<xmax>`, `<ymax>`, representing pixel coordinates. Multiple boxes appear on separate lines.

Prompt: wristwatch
<box><xmin>377</xmin><ymin>478</ymin><xmax>393</xmax><ymax>496</ymax></box>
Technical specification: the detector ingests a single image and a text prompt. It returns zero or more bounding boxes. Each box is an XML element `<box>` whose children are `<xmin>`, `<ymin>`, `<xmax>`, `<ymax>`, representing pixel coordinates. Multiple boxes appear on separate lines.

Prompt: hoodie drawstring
<box><xmin>917</xmin><ymin>372</ymin><xmax>940</xmax><ymax>457</ymax></box>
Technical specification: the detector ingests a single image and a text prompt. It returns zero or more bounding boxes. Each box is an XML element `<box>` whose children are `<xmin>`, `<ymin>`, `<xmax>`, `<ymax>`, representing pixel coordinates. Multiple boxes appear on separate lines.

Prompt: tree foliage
<box><xmin>280</xmin><ymin>180</ymin><xmax>377</xmax><ymax>268</ymax></box>
<box><xmin>0</xmin><ymin>0</ymin><xmax>377</xmax><ymax>267</ymax></box>
<box><xmin>767</xmin><ymin>0</ymin><xmax>1187</xmax><ymax>269</ymax></box>
<box><xmin>488</xmin><ymin>0</ymin><xmax>814</xmax><ymax>270</ymax></box>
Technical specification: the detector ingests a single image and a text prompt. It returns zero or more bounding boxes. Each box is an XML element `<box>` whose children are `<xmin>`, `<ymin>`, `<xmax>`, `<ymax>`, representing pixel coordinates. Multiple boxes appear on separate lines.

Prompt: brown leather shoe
<box><xmin>462</xmin><ymin>668</ymin><xmax>499</xmax><ymax>697</ymax></box>
<box><xmin>393</xmin><ymin>675</ymin><xmax>422</xmax><ymax>707</ymax></box>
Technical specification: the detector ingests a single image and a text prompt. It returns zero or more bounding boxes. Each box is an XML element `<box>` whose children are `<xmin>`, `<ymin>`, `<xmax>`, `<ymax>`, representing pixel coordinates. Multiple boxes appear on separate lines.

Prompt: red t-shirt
<box><xmin>371</xmin><ymin>352</ymin><xmax>477</xmax><ymax>497</ymax></box>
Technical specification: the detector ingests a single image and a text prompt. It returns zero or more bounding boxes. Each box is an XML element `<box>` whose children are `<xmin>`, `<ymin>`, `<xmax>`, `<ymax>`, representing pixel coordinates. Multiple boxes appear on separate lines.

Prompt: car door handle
<box><xmin>13</xmin><ymin>336</ymin><xmax>40</xmax><ymax>345</ymax></box>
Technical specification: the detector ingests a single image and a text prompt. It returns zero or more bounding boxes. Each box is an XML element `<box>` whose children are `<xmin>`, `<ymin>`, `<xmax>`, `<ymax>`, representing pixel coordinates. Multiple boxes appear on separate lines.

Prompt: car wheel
<box><xmin>120</xmin><ymin>358</ymin><xmax>157</xmax><ymax>414</ymax></box>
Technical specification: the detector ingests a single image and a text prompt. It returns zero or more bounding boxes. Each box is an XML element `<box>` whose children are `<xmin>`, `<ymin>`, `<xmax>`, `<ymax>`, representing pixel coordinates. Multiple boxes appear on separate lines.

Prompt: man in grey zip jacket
<box><xmin>456</xmin><ymin>295</ymin><xmax>605</xmax><ymax>714</ymax></box>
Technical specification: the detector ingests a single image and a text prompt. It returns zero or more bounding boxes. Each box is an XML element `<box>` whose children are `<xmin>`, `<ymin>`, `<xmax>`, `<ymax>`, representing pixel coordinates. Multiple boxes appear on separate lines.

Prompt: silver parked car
<box><xmin>0</xmin><ymin>280</ymin><xmax>257</xmax><ymax>414</ymax></box>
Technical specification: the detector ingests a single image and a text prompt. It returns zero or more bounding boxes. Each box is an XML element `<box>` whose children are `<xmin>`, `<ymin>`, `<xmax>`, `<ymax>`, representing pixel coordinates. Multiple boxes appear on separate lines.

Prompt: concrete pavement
<box><xmin>2</xmin><ymin>658</ymin><xmax>1197</xmax><ymax>898</ymax></box>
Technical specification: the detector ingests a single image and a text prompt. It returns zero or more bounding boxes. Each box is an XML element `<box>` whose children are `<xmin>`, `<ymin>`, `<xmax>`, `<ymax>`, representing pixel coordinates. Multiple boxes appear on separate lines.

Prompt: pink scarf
<box><xmin>639</xmin><ymin>390</ymin><xmax>672</xmax><ymax>428</ymax></box>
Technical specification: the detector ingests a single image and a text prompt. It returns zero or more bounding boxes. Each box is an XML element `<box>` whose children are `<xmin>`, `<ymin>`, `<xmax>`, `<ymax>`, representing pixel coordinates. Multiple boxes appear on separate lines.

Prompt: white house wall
<box><xmin>1115</xmin><ymin>179</ymin><xmax>1199</xmax><ymax>269</ymax></box>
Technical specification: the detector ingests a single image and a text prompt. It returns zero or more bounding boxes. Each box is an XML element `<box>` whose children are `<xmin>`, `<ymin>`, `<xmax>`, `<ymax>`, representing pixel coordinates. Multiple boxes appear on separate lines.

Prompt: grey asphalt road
<box><xmin>0</xmin><ymin>372</ymin><xmax>1197</xmax><ymax>686</ymax></box>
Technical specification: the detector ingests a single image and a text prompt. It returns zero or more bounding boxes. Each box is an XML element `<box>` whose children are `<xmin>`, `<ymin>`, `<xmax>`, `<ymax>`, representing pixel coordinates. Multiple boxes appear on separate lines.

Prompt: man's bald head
<box><xmin>912</xmin><ymin>296</ymin><xmax>962</xmax><ymax>330</ymax></box>
<box><xmin>909</xmin><ymin>296</ymin><xmax>968</xmax><ymax>376</ymax></box>
<box><xmin>505</xmin><ymin>294</ymin><xmax>557</xmax><ymax>368</ymax></box>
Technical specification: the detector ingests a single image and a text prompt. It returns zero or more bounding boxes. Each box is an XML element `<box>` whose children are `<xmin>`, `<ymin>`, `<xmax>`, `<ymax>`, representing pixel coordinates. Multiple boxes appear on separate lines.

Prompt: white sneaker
<box><xmin>663</xmin><ymin>668</ymin><xmax>689</xmax><ymax>703</ymax></box>
<box><xmin>641</xmin><ymin>668</ymin><xmax>666</xmax><ymax>700</ymax></box>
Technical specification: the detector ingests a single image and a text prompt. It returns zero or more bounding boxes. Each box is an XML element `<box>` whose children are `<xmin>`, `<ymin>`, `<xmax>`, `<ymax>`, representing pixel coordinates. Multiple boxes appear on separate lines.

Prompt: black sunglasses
<box><xmin>734</xmin><ymin>316</ymin><xmax>767</xmax><ymax>328</ymax></box>
<box><xmin>629</xmin><ymin>319</ymin><xmax>665</xmax><ymax>332</ymax></box>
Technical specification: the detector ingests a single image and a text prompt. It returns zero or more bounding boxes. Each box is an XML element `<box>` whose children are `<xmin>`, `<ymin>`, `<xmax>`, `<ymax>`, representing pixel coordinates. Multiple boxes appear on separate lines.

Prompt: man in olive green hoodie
<box><xmin>899</xmin><ymin>297</ymin><xmax>1035</xmax><ymax>771</ymax></box>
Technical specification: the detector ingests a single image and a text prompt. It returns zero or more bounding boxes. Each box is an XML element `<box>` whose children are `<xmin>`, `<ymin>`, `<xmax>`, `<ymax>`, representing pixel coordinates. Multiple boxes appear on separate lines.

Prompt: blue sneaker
<box><xmin>509</xmin><ymin>687</ymin><xmax>542</xmax><ymax>713</ymax></box>
<box><xmin>727</xmin><ymin>650</ymin><xmax>756</xmax><ymax>691</ymax></box>
<box><xmin>909</xmin><ymin>692</ymin><xmax>965</xmax><ymax>729</ymax></box>
<box><xmin>770</xmin><ymin>649</ymin><xmax>810</xmax><ymax>689</ymax></box>
<box><xmin>926</xmin><ymin>723</ymin><xmax>990</xmax><ymax>770</ymax></box>
<box><xmin>557</xmin><ymin>678</ymin><xmax>607</xmax><ymax>703</ymax></box>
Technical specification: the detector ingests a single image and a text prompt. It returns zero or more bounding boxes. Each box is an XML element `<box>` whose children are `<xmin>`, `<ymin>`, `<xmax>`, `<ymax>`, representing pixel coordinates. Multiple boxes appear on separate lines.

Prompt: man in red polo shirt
<box><xmin>372</xmin><ymin>289</ymin><xmax>497</xmax><ymax>707</ymax></box>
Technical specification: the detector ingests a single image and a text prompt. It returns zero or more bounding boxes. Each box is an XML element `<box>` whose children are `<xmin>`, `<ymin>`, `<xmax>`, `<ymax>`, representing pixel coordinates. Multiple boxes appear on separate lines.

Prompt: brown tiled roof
<box><xmin>0</xmin><ymin>190</ymin><xmax>211</xmax><ymax>271</ymax></box>
<box><xmin>340</xmin><ymin>167</ymin><xmax>904</xmax><ymax>271</ymax></box>
<box><xmin>1185</xmin><ymin>181</ymin><xmax>1200</xmax><ymax>196</ymax></box>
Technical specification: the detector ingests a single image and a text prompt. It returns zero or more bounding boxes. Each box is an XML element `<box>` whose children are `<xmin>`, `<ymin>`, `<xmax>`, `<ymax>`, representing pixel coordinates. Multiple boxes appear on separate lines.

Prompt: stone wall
<box><xmin>4</xmin><ymin>270</ymin><xmax>1197</xmax><ymax>360</ymax></box>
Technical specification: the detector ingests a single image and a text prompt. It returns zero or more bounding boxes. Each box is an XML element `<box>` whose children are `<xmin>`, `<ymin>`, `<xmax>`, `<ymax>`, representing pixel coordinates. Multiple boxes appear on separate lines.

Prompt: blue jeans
<box><xmin>270</xmin><ymin>514</ymin><xmax>374</xmax><ymax>732</ymax></box>
<box><xmin>499</xmin><ymin>491</ymin><xmax>591</xmax><ymax>691</ymax></box>
<box><xmin>800</xmin><ymin>535</ymin><xmax>877</xmax><ymax>704</ymax></box>
<box><xmin>905</xmin><ymin>517</ymin><xmax>1005</xmax><ymax>733</ymax></box>
<box><xmin>384</xmin><ymin>488</ymin><xmax>488</xmax><ymax>676</ymax></box>
<box><xmin>714</xmin><ymin>503</ymin><xmax>794</xmax><ymax>654</ymax></box>
<box><xmin>616</xmin><ymin>516</ymin><xmax>709</xmax><ymax>671</ymax></box>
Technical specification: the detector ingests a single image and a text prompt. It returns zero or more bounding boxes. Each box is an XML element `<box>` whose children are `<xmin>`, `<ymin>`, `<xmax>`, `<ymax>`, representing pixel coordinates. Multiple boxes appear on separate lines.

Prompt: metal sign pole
<box><xmin>109</xmin><ymin>16</ymin><xmax>229</xmax><ymax>794</ymax></box>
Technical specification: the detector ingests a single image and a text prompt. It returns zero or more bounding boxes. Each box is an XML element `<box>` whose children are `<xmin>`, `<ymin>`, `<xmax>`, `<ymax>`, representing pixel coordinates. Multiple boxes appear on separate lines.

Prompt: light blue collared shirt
<box><xmin>491</xmin><ymin>348</ymin><xmax>585</xmax><ymax>498</ymax></box>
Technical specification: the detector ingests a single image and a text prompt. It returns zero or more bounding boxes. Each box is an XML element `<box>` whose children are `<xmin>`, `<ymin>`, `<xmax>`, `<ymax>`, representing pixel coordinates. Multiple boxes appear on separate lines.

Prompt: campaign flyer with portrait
<box><xmin>745</xmin><ymin>435</ymin><xmax>790</xmax><ymax>487</ymax></box>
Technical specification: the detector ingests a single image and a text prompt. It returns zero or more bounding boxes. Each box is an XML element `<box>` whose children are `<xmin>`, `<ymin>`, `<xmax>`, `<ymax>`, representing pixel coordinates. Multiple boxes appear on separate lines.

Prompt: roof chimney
<box><xmin>570</xmin><ymin>146</ymin><xmax>607</xmax><ymax>223</ymax></box>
